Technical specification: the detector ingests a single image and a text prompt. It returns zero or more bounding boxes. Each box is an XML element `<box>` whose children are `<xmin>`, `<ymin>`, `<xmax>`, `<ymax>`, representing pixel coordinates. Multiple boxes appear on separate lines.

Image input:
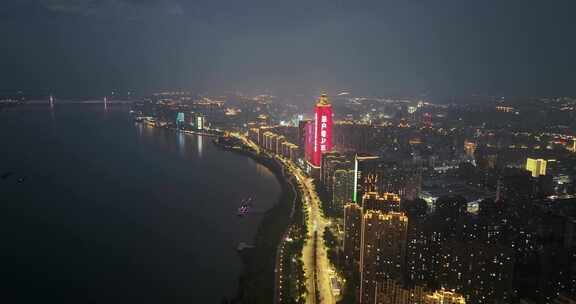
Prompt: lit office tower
<box><xmin>526</xmin><ymin>158</ymin><xmax>547</xmax><ymax>177</ymax></box>
<box><xmin>359</xmin><ymin>211</ymin><xmax>408</xmax><ymax>304</ymax></box>
<box><xmin>343</xmin><ymin>203</ymin><xmax>363</xmax><ymax>268</ymax></box>
<box><xmin>311</xmin><ymin>93</ymin><xmax>333</xmax><ymax>166</ymax></box>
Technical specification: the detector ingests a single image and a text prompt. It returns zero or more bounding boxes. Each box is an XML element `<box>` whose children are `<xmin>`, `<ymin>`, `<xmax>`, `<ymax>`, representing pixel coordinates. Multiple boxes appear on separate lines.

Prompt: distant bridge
<box><xmin>25</xmin><ymin>100</ymin><xmax>134</xmax><ymax>104</ymax></box>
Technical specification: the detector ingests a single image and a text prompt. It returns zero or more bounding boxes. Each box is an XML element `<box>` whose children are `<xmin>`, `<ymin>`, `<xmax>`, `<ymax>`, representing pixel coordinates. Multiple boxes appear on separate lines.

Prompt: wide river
<box><xmin>0</xmin><ymin>105</ymin><xmax>281</xmax><ymax>303</ymax></box>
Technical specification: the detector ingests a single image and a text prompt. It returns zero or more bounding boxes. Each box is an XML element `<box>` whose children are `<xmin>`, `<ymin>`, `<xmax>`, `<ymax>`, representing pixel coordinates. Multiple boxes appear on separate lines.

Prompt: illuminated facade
<box><xmin>463</xmin><ymin>140</ymin><xmax>477</xmax><ymax>158</ymax></box>
<box><xmin>311</xmin><ymin>94</ymin><xmax>333</xmax><ymax>166</ymax></box>
<box><xmin>360</xmin><ymin>211</ymin><xmax>408</xmax><ymax>304</ymax></box>
<box><xmin>176</xmin><ymin>112</ymin><xmax>185</xmax><ymax>128</ymax></box>
<box><xmin>374</xmin><ymin>280</ymin><xmax>466</xmax><ymax>304</ymax></box>
<box><xmin>361</xmin><ymin>192</ymin><xmax>401</xmax><ymax>213</ymax></box>
<box><xmin>321</xmin><ymin>151</ymin><xmax>348</xmax><ymax>188</ymax></box>
<box><xmin>353</xmin><ymin>154</ymin><xmax>380</xmax><ymax>202</ymax></box>
<box><xmin>424</xmin><ymin>289</ymin><xmax>467</xmax><ymax>304</ymax></box>
<box><xmin>526</xmin><ymin>158</ymin><xmax>547</xmax><ymax>177</ymax></box>
<box><xmin>344</xmin><ymin>192</ymin><xmax>403</xmax><ymax>271</ymax></box>
<box><xmin>375</xmin><ymin>279</ymin><xmax>427</xmax><ymax>304</ymax></box>
<box><xmin>196</xmin><ymin>115</ymin><xmax>204</xmax><ymax>130</ymax></box>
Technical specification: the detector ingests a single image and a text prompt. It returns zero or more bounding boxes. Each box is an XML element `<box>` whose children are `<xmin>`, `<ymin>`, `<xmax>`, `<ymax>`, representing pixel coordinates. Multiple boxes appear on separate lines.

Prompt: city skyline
<box><xmin>3</xmin><ymin>1</ymin><xmax>576</xmax><ymax>304</ymax></box>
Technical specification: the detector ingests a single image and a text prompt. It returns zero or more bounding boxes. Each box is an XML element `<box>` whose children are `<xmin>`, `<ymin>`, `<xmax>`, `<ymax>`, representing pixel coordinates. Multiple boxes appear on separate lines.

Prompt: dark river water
<box><xmin>0</xmin><ymin>105</ymin><xmax>280</xmax><ymax>303</ymax></box>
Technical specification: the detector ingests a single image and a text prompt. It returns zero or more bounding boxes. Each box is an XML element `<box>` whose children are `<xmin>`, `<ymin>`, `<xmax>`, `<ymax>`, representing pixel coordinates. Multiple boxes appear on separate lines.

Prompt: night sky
<box><xmin>1</xmin><ymin>0</ymin><xmax>575</xmax><ymax>97</ymax></box>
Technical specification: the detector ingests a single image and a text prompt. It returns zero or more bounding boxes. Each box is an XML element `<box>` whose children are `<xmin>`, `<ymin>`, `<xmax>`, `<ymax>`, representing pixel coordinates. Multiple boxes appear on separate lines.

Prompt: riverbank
<box><xmin>213</xmin><ymin>136</ymin><xmax>306</xmax><ymax>304</ymax></box>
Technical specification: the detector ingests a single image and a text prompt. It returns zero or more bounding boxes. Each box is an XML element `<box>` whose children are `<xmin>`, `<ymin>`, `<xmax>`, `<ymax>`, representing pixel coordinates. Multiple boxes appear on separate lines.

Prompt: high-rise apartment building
<box><xmin>353</xmin><ymin>154</ymin><xmax>380</xmax><ymax>202</ymax></box>
<box><xmin>344</xmin><ymin>203</ymin><xmax>363</xmax><ymax>268</ymax></box>
<box><xmin>321</xmin><ymin>151</ymin><xmax>350</xmax><ymax>190</ymax></box>
<box><xmin>332</xmin><ymin>168</ymin><xmax>355</xmax><ymax>213</ymax></box>
<box><xmin>438</xmin><ymin>241</ymin><xmax>514</xmax><ymax>304</ymax></box>
<box><xmin>345</xmin><ymin>192</ymin><xmax>405</xmax><ymax>270</ymax></box>
<box><xmin>359</xmin><ymin>211</ymin><xmax>408</xmax><ymax>303</ymax></box>
<box><xmin>374</xmin><ymin>279</ymin><xmax>466</xmax><ymax>304</ymax></box>
<box><xmin>424</xmin><ymin>289</ymin><xmax>467</xmax><ymax>304</ymax></box>
<box><xmin>354</xmin><ymin>155</ymin><xmax>421</xmax><ymax>202</ymax></box>
<box><xmin>361</xmin><ymin>192</ymin><xmax>401</xmax><ymax>213</ymax></box>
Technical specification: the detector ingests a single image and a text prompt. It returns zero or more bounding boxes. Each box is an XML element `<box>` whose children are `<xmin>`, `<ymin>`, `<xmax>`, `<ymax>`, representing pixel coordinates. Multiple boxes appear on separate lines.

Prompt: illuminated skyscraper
<box><xmin>526</xmin><ymin>158</ymin><xmax>547</xmax><ymax>177</ymax></box>
<box><xmin>311</xmin><ymin>94</ymin><xmax>333</xmax><ymax>166</ymax></box>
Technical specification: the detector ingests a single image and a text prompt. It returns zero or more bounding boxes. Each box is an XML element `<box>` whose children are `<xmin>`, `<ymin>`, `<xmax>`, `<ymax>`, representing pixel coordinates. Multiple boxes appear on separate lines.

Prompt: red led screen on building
<box><xmin>311</xmin><ymin>95</ymin><xmax>333</xmax><ymax>166</ymax></box>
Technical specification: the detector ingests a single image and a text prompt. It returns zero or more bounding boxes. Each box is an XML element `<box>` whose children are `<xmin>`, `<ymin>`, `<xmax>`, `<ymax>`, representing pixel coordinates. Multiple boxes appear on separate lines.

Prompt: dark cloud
<box><xmin>40</xmin><ymin>0</ymin><xmax>183</xmax><ymax>17</ymax></box>
<box><xmin>1</xmin><ymin>0</ymin><xmax>575</xmax><ymax>98</ymax></box>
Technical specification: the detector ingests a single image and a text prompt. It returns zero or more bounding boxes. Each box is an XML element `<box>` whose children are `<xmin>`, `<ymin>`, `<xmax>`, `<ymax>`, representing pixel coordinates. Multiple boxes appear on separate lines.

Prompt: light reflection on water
<box><xmin>135</xmin><ymin>125</ymin><xmax>208</xmax><ymax>160</ymax></box>
<box><xmin>177</xmin><ymin>132</ymin><xmax>186</xmax><ymax>157</ymax></box>
<box><xmin>197</xmin><ymin>135</ymin><xmax>204</xmax><ymax>158</ymax></box>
